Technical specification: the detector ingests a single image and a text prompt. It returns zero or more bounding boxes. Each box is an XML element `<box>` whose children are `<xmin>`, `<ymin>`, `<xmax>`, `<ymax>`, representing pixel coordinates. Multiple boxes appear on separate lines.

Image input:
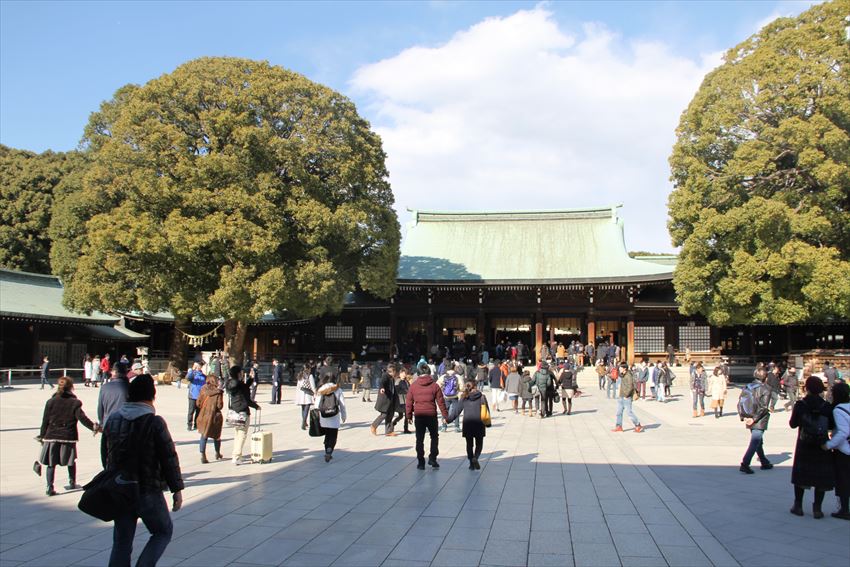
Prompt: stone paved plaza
<box><xmin>1</xmin><ymin>368</ymin><xmax>848</xmax><ymax>567</ymax></box>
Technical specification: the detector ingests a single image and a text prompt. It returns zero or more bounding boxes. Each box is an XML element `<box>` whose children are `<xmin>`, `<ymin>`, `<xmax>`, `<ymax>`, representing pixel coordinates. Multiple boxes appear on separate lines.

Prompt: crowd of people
<box><xmin>31</xmin><ymin>346</ymin><xmax>850</xmax><ymax>566</ymax></box>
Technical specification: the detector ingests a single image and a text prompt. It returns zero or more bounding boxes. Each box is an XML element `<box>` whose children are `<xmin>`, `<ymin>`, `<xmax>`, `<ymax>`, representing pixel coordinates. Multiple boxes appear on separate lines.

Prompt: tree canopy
<box><xmin>51</xmin><ymin>57</ymin><xmax>400</xmax><ymax>360</ymax></box>
<box><xmin>0</xmin><ymin>145</ymin><xmax>83</xmax><ymax>274</ymax></box>
<box><xmin>668</xmin><ymin>1</ymin><xmax>850</xmax><ymax>326</ymax></box>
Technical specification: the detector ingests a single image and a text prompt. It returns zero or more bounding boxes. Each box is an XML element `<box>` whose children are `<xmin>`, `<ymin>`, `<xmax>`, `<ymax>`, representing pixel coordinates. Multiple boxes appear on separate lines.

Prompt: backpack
<box><xmin>319</xmin><ymin>392</ymin><xmax>339</xmax><ymax>418</ymax></box>
<box><xmin>737</xmin><ymin>383</ymin><xmax>759</xmax><ymax>418</ymax></box>
<box><xmin>799</xmin><ymin>405</ymin><xmax>829</xmax><ymax>446</ymax></box>
<box><xmin>443</xmin><ymin>375</ymin><xmax>458</xmax><ymax>397</ymax></box>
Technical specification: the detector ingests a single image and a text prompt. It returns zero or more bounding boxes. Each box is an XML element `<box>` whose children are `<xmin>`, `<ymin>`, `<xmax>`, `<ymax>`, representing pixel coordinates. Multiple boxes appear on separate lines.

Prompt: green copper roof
<box><xmin>398</xmin><ymin>207</ymin><xmax>674</xmax><ymax>284</ymax></box>
<box><xmin>0</xmin><ymin>269</ymin><xmax>118</xmax><ymax>324</ymax></box>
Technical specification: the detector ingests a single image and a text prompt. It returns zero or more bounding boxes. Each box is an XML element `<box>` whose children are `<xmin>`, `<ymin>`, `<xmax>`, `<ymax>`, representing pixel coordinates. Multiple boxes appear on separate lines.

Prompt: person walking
<box><xmin>531</xmin><ymin>362</ymin><xmax>553</xmax><ymax>418</ymax></box>
<box><xmin>185</xmin><ymin>362</ymin><xmax>206</xmax><ymax>431</ymax></box>
<box><xmin>520</xmin><ymin>368</ymin><xmax>534</xmax><ymax>416</ymax></box>
<box><xmin>97</xmin><ymin>362</ymin><xmax>130</xmax><ymax>425</ymax></box>
<box><xmin>349</xmin><ymin>362</ymin><xmax>361</xmax><ymax>397</ymax></box>
<box><xmin>447</xmin><ymin>381</ymin><xmax>490</xmax><ymax>470</ymax></box>
<box><xmin>826</xmin><ymin>382</ymin><xmax>850</xmax><ymax>520</ymax></box>
<box><xmin>606</xmin><ymin>364</ymin><xmax>619</xmax><ymax>400</ymax></box>
<box><xmin>708</xmin><ymin>366</ymin><xmax>728</xmax><ymax>418</ymax></box>
<box><xmin>248</xmin><ymin>362</ymin><xmax>260</xmax><ymax>402</ymax></box>
<box><xmin>83</xmin><ymin>354</ymin><xmax>94</xmax><ymax>388</ymax></box>
<box><xmin>666</xmin><ymin>344</ymin><xmax>675</xmax><ymax>366</ymax></box>
<box><xmin>738</xmin><ymin>368</ymin><xmax>774</xmax><ymax>474</ymax></box>
<box><xmin>636</xmin><ymin>361</ymin><xmax>648</xmax><ymax>400</ymax></box>
<box><xmin>371</xmin><ymin>364</ymin><xmax>399</xmax><ymax>436</ymax></box>
<box><xmin>596</xmin><ymin>360</ymin><xmax>606</xmax><ymax>391</ymax></box>
<box><xmin>36</xmin><ymin>376</ymin><xmax>98</xmax><ymax>496</ymax></box>
<box><xmin>783</xmin><ymin>367</ymin><xmax>800</xmax><ymax>411</ymax></box>
<box><xmin>488</xmin><ymin>361</ymin><xmax>503</xmax><ymax>412</ymax></box>
<box><xmin>392</xmin><ymin>367</ymin><xmax>412</xmax><ymax>434</ymax></box>
<box><xmin>658</xmin><ymin>361</ymin><xmax>671</xmax><ymax>400</ymax></box>
<box><xmin>294</xmin><ymin>366</ymin><xmax>317</xmax><ymax>430</ymax></box>
<box><xmin>559</xmin><ymin>363</ymin><xmax>578</xmax><ymax>415</ymax></box>
<box><xmin>270</xmin><ymin>359</ymin><xmax>283</xmax><ymax>405</ymax></box>
<box><xmin>438</xmin><ymin>362</ymin><xmax>462</xmax><ymax>432</ymax></box>
<box><xmin>196</xmin><ymin>375</ymin><xmax>224</xmax><ymax>463</ymax></box>
<box><xmin>406</xmin><ymin>364</ymin><xmax>449</xmax><ymax>470</ymax></box>
<box><xmin>504</xmin><ymin>364</ymin><xmax>521</xmax><ymax>414</ymax></box>
<box><xmin>360</xmin><ymin>363</ymin><xmax>373</xmax><ymax>402</ymax></box>
<box><xmin>612</xmin><ymin>363</ymin><xmax>643</xmax><ymax>433</ymax></box>
<box><xmin>766</xmin><ymin>364</ymin><xmax>782</xmax><ymax>412</ymax></box>
<box><xmin>39</xmin><ymin>355</ymin><xmax>53</xmax><ymax>390</ymax></box>
<box><xmin>314</xmin><ymin>373</ymin><xmax>347</xmax><ymax>463</ymax></box>
<box><xmin>102</xmin><ymin>374</ymin><xmax>183</xmax><ymax>567</ymax></box>
<box><xmin>226</xmin><ymin>365</ymin><xmax>260</xmax><ymax>465</ymax></box>
<box><xmin>100</xmin><ymin>353</ymin><xmax>112</xmax><ymax>388</ymax></box>
<box><xmin>789</xmin><ymin>376</ymin><xmax>835</xmax><ymax>518</ymax></box>
<box><xmin>92</xmin><ymin>354</ymin><xmax>102</xmax><ymax>388</ymax></box>
<box><xmin>691</xmin><ymin>362</ymin><xmax>708</xmax><ymax>418</ymax></box>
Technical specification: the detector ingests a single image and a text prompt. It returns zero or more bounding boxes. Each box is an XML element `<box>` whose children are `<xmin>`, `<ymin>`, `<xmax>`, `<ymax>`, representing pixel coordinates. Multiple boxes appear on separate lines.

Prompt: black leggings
<box><xmin>324</xmin><ymin>428</ymin><xmax>338</xmax><ymax>454</ymax></box>
<box><xmin>794</xmin><ymin>485</ymin><xmax>826</xmax><ymax>509</ymax></box>
<box><xmin>46</xmin><ymin>464</ymin><xmax>76</xmax><ymax>488</ymax></box>
<box><xmin>465</xmin><ymin>435</ymin><xmax>483</xmax><ymax>461</ymax></box>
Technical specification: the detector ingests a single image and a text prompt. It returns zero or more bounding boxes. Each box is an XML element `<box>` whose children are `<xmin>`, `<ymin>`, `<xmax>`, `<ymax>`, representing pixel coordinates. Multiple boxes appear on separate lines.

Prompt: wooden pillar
<box><xmin>477</xmin><ymin>308</ymin><xmax>486</xmax><ymax>349</ymax></box>
<box><xmin>627</xmin><ymin>317</ymin><xmax>635</xmax><ymax>365</ymax></box>
<box><xmin>587</xmin><ymin>320</ymin><xmax>596</xmax><ymax>347</ymax></box>
<box><xmin>534</xmin><ymin>310</ymin><xmax>543</xmax><ymax>363</ymax></box>
<box><xmin>390</xmin><ymin>306</ymin><xmax>398</xmax><ymax>354</ymax></box>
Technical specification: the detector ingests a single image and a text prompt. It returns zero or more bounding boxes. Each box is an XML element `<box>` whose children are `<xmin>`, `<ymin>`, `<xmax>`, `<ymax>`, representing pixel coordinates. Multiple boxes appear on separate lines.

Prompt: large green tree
<box><xmin>51</xmin><ymin>57</ymin><xmax>400</xmax><ymax>366</ymax></box>
<box><xmin>668</xmin><ymin>1</ymin><xmax>850</xmax><ymax>326</ymax></box>
<box><xmin>0</xmin><ymin>145</ymin><xmax>83</xmax><ymax>273</ymax></box>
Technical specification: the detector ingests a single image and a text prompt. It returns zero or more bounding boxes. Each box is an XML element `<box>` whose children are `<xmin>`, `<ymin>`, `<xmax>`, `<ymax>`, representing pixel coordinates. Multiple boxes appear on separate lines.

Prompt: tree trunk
<box><xmin>224</xmin><ymin>319</ymin><xmax>249</xmax><ymax>367</ymax></box>
<box><xmin>167</xmin><ymin>315</ymin><xmax>190</xmax><ymax>379</ymax></box>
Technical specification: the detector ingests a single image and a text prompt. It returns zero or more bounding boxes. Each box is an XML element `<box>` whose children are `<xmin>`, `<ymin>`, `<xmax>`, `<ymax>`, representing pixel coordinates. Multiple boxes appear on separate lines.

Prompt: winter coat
<box><xmin>707</xmin><ymin>373</ymin><xmax>727</xmax><ymax>401</ymax></box>
<box><xmin>826</xmin><ymin>402</ymin><xmax>850</xmax><ymax>456</ymax></box>
<box><xmin>488</xmin><ymin>366</ymin><xmax>503</xmax><ymax>388</ymax></box>
<box><xmin>39</xmin><ymin>392</ymin><xmax>96</xmax><ymax>442</ymax></box>
<box><xmin>314</xmin><ymin>383</ymin><xmax>346</xmax><ymax>429</ymax></box>
<box><xmin>294</xmin><ymin>375</ymin><xmax>317</xmax><ymax>406</ymax></box>
<box><xmin>406</xmin><ymin>375</ymin><xmax>449</xmax><ymax>420</ymax></box>
<box><xmin>447</xmin><ymin>390</ymin><xmax>490</xmax><ymax>438</ymax></box>
<box><xmin>618</xmin><ymin>370</ymin><xmax>636</xmax><ymax>399</ymax></box>
<box><xmin>790</xmin><ymin>395</ymin><xmax>835</xmax><ymax>490</ymax></box>
<box><xmin>226</xmin><ymin>378</ymin><xmax>259</xmax><ymax>415</ymax></box>
<box><xmin>195</xmin><ymin>386</ymin><xmax>223</xmax><ymax>440</ymax></box>
<box><xmin>744</xmin><ymin>381</ymin><xmax>772</xmax><ymax>431</ymax></box>
<box><xmin>374</xmin><ymin>373</ymin><xmax>397</xmax><ymax>414</ymax></box>
<box><xmin>690</xmin><ymin>370</ymin><xmax>707</xmax><ymax>393</ymax></box>
<box><xmin>531</xmin><ymin>370</ymin><xmax>553</xmax><ymax>395</ymax></box>
<box><xmin>101</xmin><ymin>403</ymin><xmax>184</xmax><ymax>493</ymax></box>
<box><xmin>505</xmin><ymin>372</ymin><xmax>522</xmax><ymax>396</ymax></box>
<box><xmin>519</xmin><ymin>374</ymin><xmax>534</xmax><ymax>400</ymax></box>
<box><xmin>97</xmin><ymin>378</ymin><xmax>129</xmax><ymax>424</ymax></box>
<box><xmin>186</xmin><ymin>369</ymin><xmax>206</xmax><ymax>400</ymax></box>
<box><xmin>559</xmin><ymin>369</ymin><xmax>578</xmax><ymax>390</ymax></box>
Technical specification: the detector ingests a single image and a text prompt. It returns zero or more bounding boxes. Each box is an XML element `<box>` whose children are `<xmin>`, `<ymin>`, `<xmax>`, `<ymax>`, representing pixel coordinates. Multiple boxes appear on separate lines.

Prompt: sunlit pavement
<box><xmin>2</xmin><ymin>368</ymin><xmax>848</xmax><ymax>566</ymax></box>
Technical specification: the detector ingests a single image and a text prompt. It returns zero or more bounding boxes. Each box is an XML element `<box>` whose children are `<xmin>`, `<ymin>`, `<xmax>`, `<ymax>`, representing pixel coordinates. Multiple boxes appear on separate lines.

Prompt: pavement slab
<box><xmin>2</xmin><ymin>368</ymin><xmax>848</xmax><ymax>566</ymax></box>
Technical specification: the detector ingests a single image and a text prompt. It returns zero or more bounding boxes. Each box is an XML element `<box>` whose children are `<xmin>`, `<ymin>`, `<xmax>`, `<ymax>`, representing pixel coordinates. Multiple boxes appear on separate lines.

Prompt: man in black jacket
<box><xmin>271</xmin><ymin>359</ymin><xmax>283</xmax><ymax>404</ymax></box>
<box><xmin>739</xmin><ymin>369</ymin><xmax>774</xmax><ymax>474</ymax></box>
<box><xmin>97</xmin><ymin>362</ymin><xmax>129</xmax><ymax>424</ymax></box>
<box><xmin>102</xmin><ymin>374</ymin><xmax>183</xmax><ymax>567</ymax></box>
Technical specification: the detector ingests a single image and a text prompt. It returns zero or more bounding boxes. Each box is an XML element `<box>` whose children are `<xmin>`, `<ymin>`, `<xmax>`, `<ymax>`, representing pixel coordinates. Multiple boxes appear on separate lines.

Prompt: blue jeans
<box><xmin>443</xmin><ymin>399</ymin><xmax>460</xmax><ymax>431</ymax></box>
<box><xmin>606</xmin><ymin>378</ymin><xmax>617</xmax><ymax>399</ymax></box>
<box><xmin>109</xmin><ymin>490</ymin><xmax>173</xmax><ymax>567</ymax></box>
<box><xmin>615</xmin><ymin>397</ymin><xmax>640</xmax><ymax>427</ymax></box>
<box><xmin>742</xmin><ymin>428</ymin><xmax>768</xmax><ymax>467</ymax></box>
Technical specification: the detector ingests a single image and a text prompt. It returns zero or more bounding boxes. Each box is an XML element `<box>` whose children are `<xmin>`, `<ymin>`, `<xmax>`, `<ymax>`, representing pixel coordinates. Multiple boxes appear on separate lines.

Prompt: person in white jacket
<box><xmin>314</xmin><ymin>376</ymin><xmax>347</xmax><ymax>463</ymax></box>
<box><xmin>293</xmin><ymin>367</ymin><xmax>317</xmax><ymax>430</ymax></box>
<box><xmin>826</xmin><ymin>382</ymin><xmax>850</xmax><ymax>520</ymax></box>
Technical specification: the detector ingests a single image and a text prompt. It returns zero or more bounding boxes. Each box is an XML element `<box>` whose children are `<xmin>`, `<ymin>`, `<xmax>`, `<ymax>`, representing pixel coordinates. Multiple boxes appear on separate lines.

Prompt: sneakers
<box><xmin>611</xmin><ymin>426</ymin><xmax>624</xmax><ymax>432</ymax></box>
<box><xmin>634</xmin><ymin>425</ymin><xmax>644</xmax><ymax>433</ymax></box>
<box><xmin>232</xmin><ymin>457</ymin><xmax>241</xmax><ymax>466</ymax></box>
<box><xmin>385</xmin><ymin>432</ymin><xmax>399</xmax><ymax>437</ymax></box>
<box><xmin>64</xmin><ymin>483</ymin><xmax>81</xmax><ymax>491</ymax></box>
<box><xmin>739</xmin><ymin>464</ymin><xmax>754</xmax><ymax>474</ymax></box>
<box><xmin>760</xmin><ymin>462</ymin><xmax>773</xmax><ymax>470</ymax></box>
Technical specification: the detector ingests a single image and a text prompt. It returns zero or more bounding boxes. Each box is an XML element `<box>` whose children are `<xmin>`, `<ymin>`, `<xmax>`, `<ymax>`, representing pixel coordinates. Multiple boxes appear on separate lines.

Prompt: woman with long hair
<box><xmin>294</xmin><ymin>365</ymin><xmax>317</xmax><ymax>431</ymax></box>
<box><xmin>789</xmin><ymin>376</ymin><xmax>835</xmax><ymax>518</ymax></box>
<box><xmin>446</xmin><ymin>380</ymin><xmax>490</xmax><ymax>470</ymax></box>
<box><xmin>36</xmin><ymin>376</ymin><xmax>98</xmax><ymax>495</ymax></box>
<box><xmin>196</xmin><ymin>374</ymin><xmax>224</xmax><ymax>463</ymax></box>
<box><xmin>226</xmin><ymin>365</ymin><xmax>260</xmax><ymax>465</ymax></box>
<box><xmin>708</xmin><ymin>366</ymin><xmax>728</xmax><ymax>418</ymax></box>
<box><xmin>314</xmin><ymin>373</ymin><xmax>347</xmax><ymax>462</ymax></box>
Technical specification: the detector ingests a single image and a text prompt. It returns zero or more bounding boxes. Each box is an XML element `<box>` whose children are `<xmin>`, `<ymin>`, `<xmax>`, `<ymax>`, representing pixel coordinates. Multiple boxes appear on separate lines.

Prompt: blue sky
<box><xmin>0</xmin><ymin>0</ymin><xmax>818</xmax><ymax>251</ymax></box>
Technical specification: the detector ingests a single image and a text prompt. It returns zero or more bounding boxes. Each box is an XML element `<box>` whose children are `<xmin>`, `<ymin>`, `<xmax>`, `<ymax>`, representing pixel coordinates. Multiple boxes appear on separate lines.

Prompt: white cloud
<box><xmin>351</xmin><ymin>7</ymin><xmax>722</xmax><ymax>252</ymax></box>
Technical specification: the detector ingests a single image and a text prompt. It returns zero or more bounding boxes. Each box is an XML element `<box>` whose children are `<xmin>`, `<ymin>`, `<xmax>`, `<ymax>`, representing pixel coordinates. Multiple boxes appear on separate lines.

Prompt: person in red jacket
<box><xmin>406</xmin><ymin>364</ymin><xmax>449</xmax><ymax>470</ymax></box>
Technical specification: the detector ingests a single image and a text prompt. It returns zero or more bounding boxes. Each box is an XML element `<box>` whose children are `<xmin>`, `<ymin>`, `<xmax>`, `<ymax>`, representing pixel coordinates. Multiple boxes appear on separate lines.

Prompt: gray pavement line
<box><xmin>613</xmin><ymin>436</ymin><xmax>741</xmax><ymax>567</ymax></box>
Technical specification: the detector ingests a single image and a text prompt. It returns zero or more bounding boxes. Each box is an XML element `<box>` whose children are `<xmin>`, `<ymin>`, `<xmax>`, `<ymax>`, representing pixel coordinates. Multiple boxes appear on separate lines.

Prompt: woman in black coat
<box><xmin>37</xmin><ymin>376</ymin><xmax>98</xmax><ymax>496</ymax></box>
<box><xmin>447</xmin><ymin>380</ymin><xmax>490</xmax><ymax>470</ymax></box>
<box><xmin>789</xmin><ymin>376</ymin><xmax>835</xmax><ymax>518</ymax></box>
<box><xmin>370</xmin><ymin>364</ymin><xmax>398</xmax><ymax>436</ymax></box>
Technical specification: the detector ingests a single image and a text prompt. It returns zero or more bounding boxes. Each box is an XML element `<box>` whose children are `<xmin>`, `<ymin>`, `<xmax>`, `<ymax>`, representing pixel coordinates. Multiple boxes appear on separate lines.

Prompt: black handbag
<box><xmin>308</xmin><ymin>408</ymin><xmax>325</xmax><ymax>437</ymax></box>
<box><xmin>78</xmin><ymin>415</ymin><xmax>151</xmax><ymax>522</ymax></box>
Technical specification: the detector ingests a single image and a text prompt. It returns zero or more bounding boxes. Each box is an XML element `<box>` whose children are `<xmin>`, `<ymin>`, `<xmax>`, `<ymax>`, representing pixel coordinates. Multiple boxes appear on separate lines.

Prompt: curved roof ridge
<box><xmin>408</xmin><ymin>205</ymin><xmax>622</xmax><ymax>216</ymax></box>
